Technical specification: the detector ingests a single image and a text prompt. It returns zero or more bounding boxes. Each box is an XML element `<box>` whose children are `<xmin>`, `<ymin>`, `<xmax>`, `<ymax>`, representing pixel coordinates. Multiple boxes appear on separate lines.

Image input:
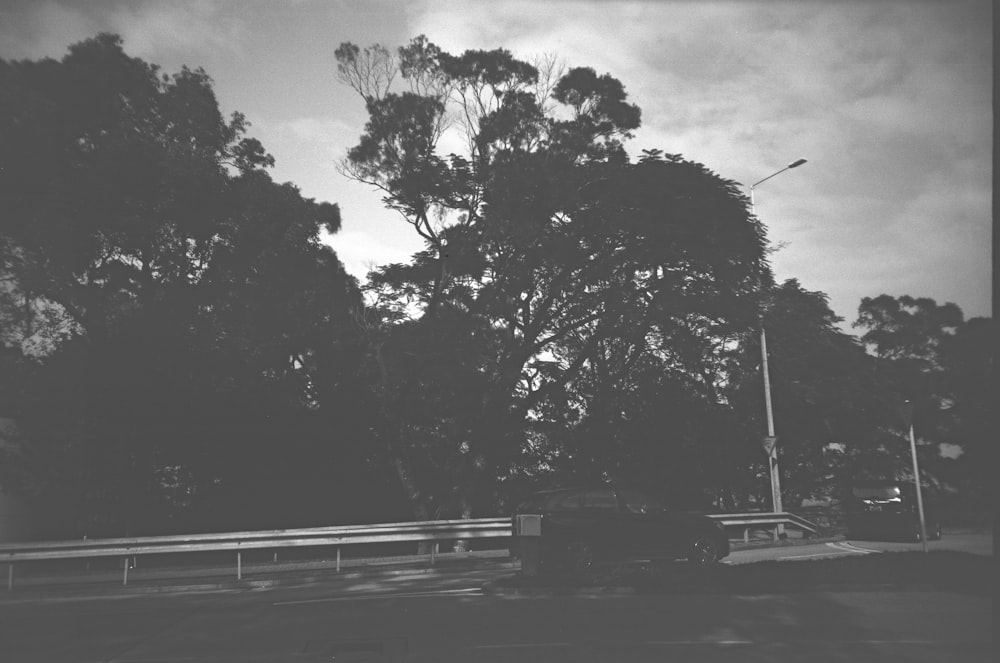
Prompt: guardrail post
<box><xmin>237</xmin><ymin>551</ymin><xmax>242</xmax><ymax>580</ymax></box>
<box><xmin>7</xmin><ymin>564</ymin><xmax>12</xmax><ymax>591</ymax></box>
<box><xmin>122</xmin><ymin>557</ymin><xmax>129</xmax><ymax>586</ymax></box>
<box><xmin>336</xmin><ymin>547</ymin><xmax>341</xmax><ymax>573</ymax></box>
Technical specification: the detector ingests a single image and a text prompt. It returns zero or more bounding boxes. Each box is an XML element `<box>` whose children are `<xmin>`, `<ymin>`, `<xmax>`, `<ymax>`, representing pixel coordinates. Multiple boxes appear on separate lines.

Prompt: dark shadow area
<box><xmin>490</xmin><ymin>551</ymin><xmax>992</xmax><ymax>596</ymax></box>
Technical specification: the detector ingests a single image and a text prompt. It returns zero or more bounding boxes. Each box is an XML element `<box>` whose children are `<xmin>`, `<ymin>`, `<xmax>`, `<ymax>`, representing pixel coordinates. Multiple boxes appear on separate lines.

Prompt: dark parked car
<box><xmin>844</xmin><ymin>480</ymin><xmax>943</xmax><ymax>542</ymax></box>
<box><xmin>512</xmin><ymin>486</ymin><xmax>729</xmax><ymax>573</ymax></box>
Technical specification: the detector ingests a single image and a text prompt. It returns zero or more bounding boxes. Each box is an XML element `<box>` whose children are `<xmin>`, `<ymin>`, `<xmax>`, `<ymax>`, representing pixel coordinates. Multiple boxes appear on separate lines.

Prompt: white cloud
<box><xmin>0</xmin><ymin>1</ymin><xmax>97</xmax><ymax>59</ymax></box>
<box><xmin>0</xmin><ymin>1</ymin><xmax>248</xmax><ymax>63</ymax></box>
<box><xmin>324</xmin><ymin>227</ymin><xmax>423</xmax><ymax>281</ymax></box>
<box><xmin>106</xmin><ymin>1</ymin><xmax>247</xmax><ymax>61</ymax></box>
<box><xmin>2</xmin><ymin>0</ymin><xmax>989</xmax><ymax>322</ymax></box>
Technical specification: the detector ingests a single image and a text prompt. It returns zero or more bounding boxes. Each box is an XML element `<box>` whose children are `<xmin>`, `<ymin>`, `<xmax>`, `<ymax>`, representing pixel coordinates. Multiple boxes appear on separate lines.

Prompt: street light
<box><xmin>749</xmin><ymin>158</ymin><xmax>807</xmax><ymax>211</ymax></box>
<box><xmin>748</xmin><ymin>158</ymin><xmax>807</xmax><ymax>523</ymax></box>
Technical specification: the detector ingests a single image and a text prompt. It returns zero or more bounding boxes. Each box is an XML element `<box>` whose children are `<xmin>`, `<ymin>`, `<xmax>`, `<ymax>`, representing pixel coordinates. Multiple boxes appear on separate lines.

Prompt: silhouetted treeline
<box><xmin>0</xmin><ymin>35</ymin><xmax>990</xmax><ymax>537</ymax></box>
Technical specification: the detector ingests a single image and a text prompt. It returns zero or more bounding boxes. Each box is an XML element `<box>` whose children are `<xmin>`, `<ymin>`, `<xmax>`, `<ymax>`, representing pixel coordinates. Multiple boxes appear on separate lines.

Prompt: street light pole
<box><xmin>749</xmin><ymin>158</ymin><xmax>807</xmax><ymax>524</ymax></box>
<box><xmin>900</xmin><ymin>400</ymin><xmax>929</xmax><ymax>552</ymax></box>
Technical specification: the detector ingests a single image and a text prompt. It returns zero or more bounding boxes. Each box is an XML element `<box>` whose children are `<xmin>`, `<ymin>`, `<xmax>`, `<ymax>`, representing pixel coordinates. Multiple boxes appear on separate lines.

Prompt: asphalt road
<box><xmin>0</xmin><ymin>582</ymin><xmax>991</xmax><ymax>662</ymax></box>
<box><xmin>0</xmin><ymin>532</ymin><xmax>991</xmax><ymax>662</ymax></box>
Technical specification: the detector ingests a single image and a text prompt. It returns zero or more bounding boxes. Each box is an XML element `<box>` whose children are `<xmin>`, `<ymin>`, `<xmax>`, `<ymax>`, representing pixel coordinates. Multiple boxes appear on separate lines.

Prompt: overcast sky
<box><xmin>1</xmin><ymin>0</ymin><xmax>992</xmax><ymax>327</ymax></box>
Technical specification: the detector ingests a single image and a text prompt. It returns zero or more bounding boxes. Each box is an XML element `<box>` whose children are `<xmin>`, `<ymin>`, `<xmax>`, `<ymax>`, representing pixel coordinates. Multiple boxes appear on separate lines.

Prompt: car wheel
<box><xmin>566</xmin><ymin>541</ymin><xmax>595</xmax><ymax>574</ymax></box>
<box><xmin>689</xmin><ymin>536</ymin><xmax>720</xmax><ymax>567</ymax></box>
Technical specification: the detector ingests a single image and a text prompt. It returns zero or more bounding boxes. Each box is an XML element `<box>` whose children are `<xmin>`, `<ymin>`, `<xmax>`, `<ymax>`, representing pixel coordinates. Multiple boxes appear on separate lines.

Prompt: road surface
<box><xmin>0</xmin><ymin>531</ymin><xmax>991</xmax><ymax>662</ymax></box>
<box><xmin>0</xmin><ymin>580</ymin><xmax>990</xmax><ymax>662</ymax></box>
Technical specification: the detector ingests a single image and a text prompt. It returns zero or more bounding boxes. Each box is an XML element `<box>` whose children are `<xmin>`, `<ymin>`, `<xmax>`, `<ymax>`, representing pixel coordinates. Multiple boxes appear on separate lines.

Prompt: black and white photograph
<box><xmin>0</xmin><ymin>1</ymin><xmax>992</xmax><ymax>661</ymax></box>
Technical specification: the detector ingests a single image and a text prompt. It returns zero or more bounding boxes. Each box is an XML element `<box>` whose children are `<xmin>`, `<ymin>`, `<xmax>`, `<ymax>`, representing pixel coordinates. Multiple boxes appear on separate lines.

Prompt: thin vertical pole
<box><xmin>237</xmin><ymin>551</ymin><xmax>242</xmax><ymax>580</ymax></box>
<box><xmin>122</xmin><ymin>557</ymin><xmax>129</xmax><ymax>586</ymax></box>
<box><xmin>750</xmin><ymin>162</ymin><xmax>806</xmax><ymax>535</ymax></box>
<box><xmin>7</xmin><ymin>564</ymin><xmax>12</xmax><ymax>591</ymax></box>
<box><xmin>908</xmin><ymin>423</ymin><xmax>929</xmax><ymax>552</ymax></box>
<box><xmin>336</xmin><ymin>547</ymin><xmax>341</xmax><ymax>572</ymax></box>
<box><xmin>760</xmin><ymin>328</ymin><xmax>785</xmax><ymax>536</ymax></box>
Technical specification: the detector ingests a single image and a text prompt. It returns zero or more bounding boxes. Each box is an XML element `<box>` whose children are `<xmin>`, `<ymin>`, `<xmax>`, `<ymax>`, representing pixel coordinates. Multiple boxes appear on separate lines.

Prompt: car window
<box><xmin>583</xmin><ymin>488</ymin><xmax>618</xmax><ymax>511</ymax></box>
<box><xmin>618</xmin><ymin>489</ymin><xmax>663</xmax><ymax>514</ymax></box>
<box><xmin>852</xmin><ymin>486</ymin><xmax>901</xmax><ymax>499</ymax></box>
<box><xmin>548</xmin><ymin>491</ymin><xmax>585</xmax><ymax>510</ymax></box>
<box><xmin>515</xmin><ymin>495</ymin><xmax>544</xmax><ymax>511</ymax></box>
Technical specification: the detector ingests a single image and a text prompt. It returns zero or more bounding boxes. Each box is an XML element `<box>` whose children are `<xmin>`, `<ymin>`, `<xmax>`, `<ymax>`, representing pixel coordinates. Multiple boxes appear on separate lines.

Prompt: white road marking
<box><xmin>473</xmin><ymin>639</ymin><xmax>967</xmax><ymax>649</ymax></box>
<box><xmin>779</xmin><ymin>552</ymin><xmax>848</xmax><ymax>560</ymax></box>
<box><xmin>642</xmin><ymin>640</ymin><xmax>754</xmax><ymax>645</ymax></box>
<box><xmin>778</xmin><ymin>542</ymin><xmax>877</xmax><ymax>560</ymax></box>
<box><xmin>273</xmin><ymin>587</ymin><xmax>482</xmax><ymax>605</ymax></box>
<box><xmin>835</xmin><ymin>541</ymin><xmax>883</xmax><ymax>554</ymax></box>
<box><xmin>826</xmin><ymin>542</ymin><xmax>870</xmax><ymax>554</ymax></box>
<box><xmin>475</xmin><ymin>643</ymin><xmax>572</xmax><ymax>649</ymax></box>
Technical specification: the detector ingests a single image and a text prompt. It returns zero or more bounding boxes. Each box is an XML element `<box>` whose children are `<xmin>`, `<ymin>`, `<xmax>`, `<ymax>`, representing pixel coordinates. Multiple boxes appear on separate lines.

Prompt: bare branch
<box><xmin>335</xmin><ymin>42</ymin><xmax>397</xmax><ymax>102</ymax></box>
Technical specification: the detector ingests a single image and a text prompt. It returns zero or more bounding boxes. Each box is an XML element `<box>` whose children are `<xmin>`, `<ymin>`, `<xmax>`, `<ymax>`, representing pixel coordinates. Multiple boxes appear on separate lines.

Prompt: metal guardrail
<box><xmin>1</xmin><ymin>511</ymin><xmax>819</xmax><ymax>590</ymax></box>
<box><xmin>709</xmin><ymin>512</ymin><xmax>820</xmax><ymax>542</ymax></box>
<box><xmin>1</xmin><ymin>518</ymin><xmax>511</xmax><ymax>590</ymax></box>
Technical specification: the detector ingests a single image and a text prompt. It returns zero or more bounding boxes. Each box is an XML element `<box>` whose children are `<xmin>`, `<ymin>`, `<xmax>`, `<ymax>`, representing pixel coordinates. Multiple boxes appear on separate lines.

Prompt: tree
<box><xmin>854</xmin><ymin>295</ymin><xmax>962</xmax><ymax>445</ymax></box>
<box><xmin>936</xmin><ymin>316</ymin><xmax>992</xmax><ymax>510</ymax></box>
<box><xmin>724</xmin><ymin>280</ymin><xmax>905</xmax><ymax>509</ymax></box>
<box><xmin>854</xmin><ymin>295</ymin><xmax>992</xmax><ymax>510</ymax></box>
<box><xmin>0</xmin><ymin>34</ymin><xmax>373</xmax><ymax>535</ymax></box>
<box><xmin>336</xmin><ymin>38</ymin><xmax>770</xmax><ymax>517</ymax></box>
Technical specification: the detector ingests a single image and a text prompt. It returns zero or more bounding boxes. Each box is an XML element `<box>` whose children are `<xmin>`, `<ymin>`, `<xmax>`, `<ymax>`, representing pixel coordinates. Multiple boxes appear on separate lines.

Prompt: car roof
<box><xmin>528</xmin><ymin>485</ymin><xmax>615</xmax><ymax>495</ymax></box>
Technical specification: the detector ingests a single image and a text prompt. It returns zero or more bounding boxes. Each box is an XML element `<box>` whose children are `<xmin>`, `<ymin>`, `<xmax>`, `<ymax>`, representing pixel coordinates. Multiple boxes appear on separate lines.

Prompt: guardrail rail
<box><xmin>0</xmin><ymin>518</ymin><xmax>511</xmax><ymax>590</ymax></box>
<box><xmin>710</xmin><ymin>511</ymin><xmax>821</xmax><ymax>542</ymax></box>
<box><xmin>1</xmin><ymin>511</ymin><xmax>819</xmax><ymax>590</ymax></box>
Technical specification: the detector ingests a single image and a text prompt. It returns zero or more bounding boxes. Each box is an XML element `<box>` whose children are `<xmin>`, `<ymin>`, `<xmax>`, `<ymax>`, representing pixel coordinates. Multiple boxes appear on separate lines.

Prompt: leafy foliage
<box><xmin>335</xmin><ymin>37</ymin><xmax>769</xmax><ymax>515</ymax></box>
<box><xmin>0</xmin><ymin>34</ymin><xmax>382</xmax><ymax>535</ymax></box>
<box><xmin>1</xmin><ymin>34</ymin><xmax>988</xmax><ymax>537</ymax></box>
<box><xmin>853</xmin><ymin>295</ymin><xmax>992</xmax><ymax>506</ymax></box>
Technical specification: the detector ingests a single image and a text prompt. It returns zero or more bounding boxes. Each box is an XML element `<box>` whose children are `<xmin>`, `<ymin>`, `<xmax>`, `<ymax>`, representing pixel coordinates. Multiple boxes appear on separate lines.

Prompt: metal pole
<box><xmin>760</xmin><ymin>328</ymin><xmax>783</xmax><ymax>518</ymax></box>
<box><xmin>237</xmin><ymin>551</ymin><xmax>242</xmax><ymax>580</ymax></box>
<box><xmin>7</xmin><ymin>564</ymin><xmax>12</xmax><ymax>591</ymax></box>
<box><xmin>748</xmin><ymin>159</ymin><xmax>805</xmax><ymax>531</ymax></box>
<box><xmin>908</xmin><ymin>423</ymin><xmax>929</xmax><ymax>552</ymax></box>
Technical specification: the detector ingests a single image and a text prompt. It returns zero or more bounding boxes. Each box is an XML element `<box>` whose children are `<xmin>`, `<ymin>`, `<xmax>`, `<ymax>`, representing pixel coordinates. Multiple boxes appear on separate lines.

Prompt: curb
<box><xmin>480</xmin><ymin>577</ymin><xmax>988</xmax><ymax>597</ymax></box>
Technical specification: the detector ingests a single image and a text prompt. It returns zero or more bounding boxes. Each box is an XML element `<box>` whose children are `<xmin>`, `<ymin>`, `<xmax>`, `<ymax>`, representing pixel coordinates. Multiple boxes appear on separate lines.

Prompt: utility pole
<box><xmin>749</xmin><ymin>158</ymin><xmax>807</xmax><ymax>531</ymax></box>
<box><xmin>900</xmin><ymin>400</ymin><xmax>929</xmax><ymax>552</ymax></box>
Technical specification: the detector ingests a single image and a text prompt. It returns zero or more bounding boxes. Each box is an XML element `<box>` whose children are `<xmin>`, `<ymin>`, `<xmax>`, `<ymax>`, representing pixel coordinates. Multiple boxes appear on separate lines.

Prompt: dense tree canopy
<box><xmin>336</xmin><ymin>37</ymin><xmax>770</xmax><ymax>516</ymax></box>
<box><xmin>0</xmin><ymin>34</ymin><xmax>989</xmax><ymax>539</ymax></box>
<box><xmin>0</xmin><ymin>34</ymin><xmax>378</xmax><ymax>535</ymax></box>
<box><xmin>853</xmin><ymin>295</ymin><xmax>992</xmax><ymax>505</ymax></box>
